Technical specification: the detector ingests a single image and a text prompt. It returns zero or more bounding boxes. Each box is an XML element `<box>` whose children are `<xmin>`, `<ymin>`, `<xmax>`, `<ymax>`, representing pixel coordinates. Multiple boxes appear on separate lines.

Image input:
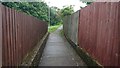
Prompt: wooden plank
<box><xmin>0</xmin><ymin>4</ymin><xmax>2</xmax><ymax>67</ymax></box>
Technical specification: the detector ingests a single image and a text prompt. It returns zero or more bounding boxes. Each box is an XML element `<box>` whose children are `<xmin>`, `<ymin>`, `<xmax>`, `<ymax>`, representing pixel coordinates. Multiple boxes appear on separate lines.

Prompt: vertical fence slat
<box><xmin>118</xmin><ymin>2</ymin><xmax>120</xmax><ymax>66</ymax></box>
<box><xmin>6</xmin><ymin>7</ymin><xmax>11</xmax><ymax>66</ymax></box>
<box><xmin>0</xmin><ymin>4</ymin><xmax>2</xmax><ymax>68</ymax></box>
<box><xmin>2</xmin><ymin>5</ymin><xmax>7</xmax><ymax>66</ymax></box>
<box><xmin>14</xmin><ymin>9</ymin><xmax>19</xmax><ymax>65</ymax></box>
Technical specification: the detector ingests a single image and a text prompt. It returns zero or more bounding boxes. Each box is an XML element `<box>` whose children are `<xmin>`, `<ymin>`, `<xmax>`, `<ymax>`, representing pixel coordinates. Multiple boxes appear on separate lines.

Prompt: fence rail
<box><xmin>63</xmin><ymin>2</ymin><xmax>119</xmax><ymax>66</ymax></box>
<box><xmin>1</xmin><ymin>4</ymin><xmax>48</xmax><ymax>66</ymax></box>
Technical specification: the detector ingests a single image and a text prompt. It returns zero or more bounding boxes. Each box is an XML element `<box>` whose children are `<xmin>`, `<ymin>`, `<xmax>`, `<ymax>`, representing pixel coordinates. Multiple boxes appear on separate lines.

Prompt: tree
<box><xmin>2</xmin><ymin>2</ymin><xmax>62</xmax><ymax>26</ymax></box>
<box><xmin>79</xmin><ymin>0</ymin><xmax>92</xmax><ymax>5</ymax></box>
<box><xmin>60</xmin><ymin>5</ymin><xmax>74</xmax><ymax>19</ymax></box>
<box><xmin>49</xmin><ymin>7</ymin><xmax>62</xmax><ymax>26</ymax></box>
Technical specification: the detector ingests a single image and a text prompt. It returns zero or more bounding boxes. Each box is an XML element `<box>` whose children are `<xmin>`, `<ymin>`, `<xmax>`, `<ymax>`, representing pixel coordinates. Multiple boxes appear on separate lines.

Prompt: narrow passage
<box><xmin>39</xmin><ymin>26</ymin><xmax>86</xmax><ymax>66</ymax></box>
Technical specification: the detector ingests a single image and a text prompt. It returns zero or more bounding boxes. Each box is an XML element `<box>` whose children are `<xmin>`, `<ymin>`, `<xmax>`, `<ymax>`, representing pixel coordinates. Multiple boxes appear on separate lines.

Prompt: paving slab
<box><xmin>39</xmin><ymin>26</ymin><xmax>87</xmax><ymax>66</ymax></box>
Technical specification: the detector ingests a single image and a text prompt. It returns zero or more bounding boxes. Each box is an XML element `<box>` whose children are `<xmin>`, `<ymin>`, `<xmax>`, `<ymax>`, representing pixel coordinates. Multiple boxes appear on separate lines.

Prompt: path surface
<box><xmin>39</xmin><ymin>26</ymin><xmax>86</xmax><ymax>66</ymax></box>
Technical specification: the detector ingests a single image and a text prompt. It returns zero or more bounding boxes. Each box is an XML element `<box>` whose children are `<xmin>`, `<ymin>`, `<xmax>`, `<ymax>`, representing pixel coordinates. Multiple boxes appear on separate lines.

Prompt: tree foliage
<box><xmin>79</xmin><ymin>0</ymin><xmax>92</xmax><ymax>5</ymax></box>
<box><xmin>2</xmin><ymin>2</ymin><xmax>62</xmax><ymax>26</ymax></box>
<box><xmin>49</xmin><ymin>7</ymin><xmax>62</xmax><ymax>25</ymax></box>
<box><xmin>2</xmin><ymin>2</ymin><xmax>75</xmax><ymax>26</ymax></box>
<box><xmin>60</xmin><ymin>5</ymin><xmax>74</xmax><ymax>19</ymax></box>
<box><xmin>58</xmin><ymin>5</ymin><xmax>74</xmax><ymax>19</ymax></box>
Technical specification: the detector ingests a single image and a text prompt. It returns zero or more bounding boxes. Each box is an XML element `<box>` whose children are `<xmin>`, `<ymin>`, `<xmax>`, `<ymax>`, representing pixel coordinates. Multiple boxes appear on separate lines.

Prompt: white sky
<box><xmin>43</xmin><ymin>0</ymin><xmax>87</xmax><ymax>12</ymax></box>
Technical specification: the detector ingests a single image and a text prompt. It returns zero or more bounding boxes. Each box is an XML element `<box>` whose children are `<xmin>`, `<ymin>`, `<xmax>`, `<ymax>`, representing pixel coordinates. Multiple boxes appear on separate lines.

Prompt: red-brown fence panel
<box><xmin>119</xmin><ymin>2</ymin><xmax>120</xmax><ymax>66</ymax></box>
<box><xmin>78</xmin><ymin>2</ymin><xmax>119</xmax><ymax>66</ymax></box>
<box><xmin>1</xmin><ymin>5</ymin><xmax>48</xmax><ymax>66</ymax></box>
<box><xmin>63</xmin><ymin>2</ymin><xmax>119</xmax><ymax>66</ymax></box>
<box><xmin>0</xmin><ymin>4</ymin><xmax>2</xmax><ymax>68</ymax></box>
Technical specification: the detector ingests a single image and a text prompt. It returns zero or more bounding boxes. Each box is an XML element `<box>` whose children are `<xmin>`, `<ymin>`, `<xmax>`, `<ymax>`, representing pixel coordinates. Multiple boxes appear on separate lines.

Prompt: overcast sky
<box><xmin>44</xmin><ymin>0</ymin><xmax>87</xmax><ymax>11</ymax></box>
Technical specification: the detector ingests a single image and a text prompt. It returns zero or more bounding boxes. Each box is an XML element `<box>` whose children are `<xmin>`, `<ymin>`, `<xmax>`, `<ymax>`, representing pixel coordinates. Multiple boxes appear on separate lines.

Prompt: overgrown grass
<box><xmin>48</xmin><ymin>24</ymin><xmax>62</xmax><ymax>33</ymax></box>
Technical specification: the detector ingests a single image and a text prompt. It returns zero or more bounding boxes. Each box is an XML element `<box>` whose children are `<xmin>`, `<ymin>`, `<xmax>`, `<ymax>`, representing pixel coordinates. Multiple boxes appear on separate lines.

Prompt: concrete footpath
<box><xmin>39</xmin><ymin>26</ymin><xmax>86</xmax><ymax>66</ymax></box>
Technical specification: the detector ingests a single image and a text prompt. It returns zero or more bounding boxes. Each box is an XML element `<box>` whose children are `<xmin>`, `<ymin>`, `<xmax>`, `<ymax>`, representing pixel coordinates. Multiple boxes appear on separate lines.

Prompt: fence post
<box><xmin>0</xmin><ymin>4</ymin><xmax>2</xmax><ymax>67</ymax></box>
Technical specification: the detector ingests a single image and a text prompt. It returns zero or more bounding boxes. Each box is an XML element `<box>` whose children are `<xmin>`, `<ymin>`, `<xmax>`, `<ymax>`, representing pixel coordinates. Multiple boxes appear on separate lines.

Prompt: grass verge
<box><xmin>48</xmin><ymin>24</ymin><xmax>62</xmax><ymax>33</ymax></box>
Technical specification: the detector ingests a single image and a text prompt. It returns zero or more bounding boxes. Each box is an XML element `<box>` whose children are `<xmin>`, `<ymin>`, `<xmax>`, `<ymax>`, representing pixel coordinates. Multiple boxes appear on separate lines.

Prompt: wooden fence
<box><xmin>63</xmin><ymin>11</ymin><xmax>79</xmax><ymax>45</ymax></box>
<box><xmin>63</xmin><ymin>2</ymin><xmax>119</xmax><ymax>66</ymax></box>
<box><xmin>79</xmin><ymin>2</ymin><xmax>119</xmax><ymax>66</ymax></box>
<box><xmin>1</xmin><ymin>4</ymin><xmax>48</xmax><ymax>66</ymax></box>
